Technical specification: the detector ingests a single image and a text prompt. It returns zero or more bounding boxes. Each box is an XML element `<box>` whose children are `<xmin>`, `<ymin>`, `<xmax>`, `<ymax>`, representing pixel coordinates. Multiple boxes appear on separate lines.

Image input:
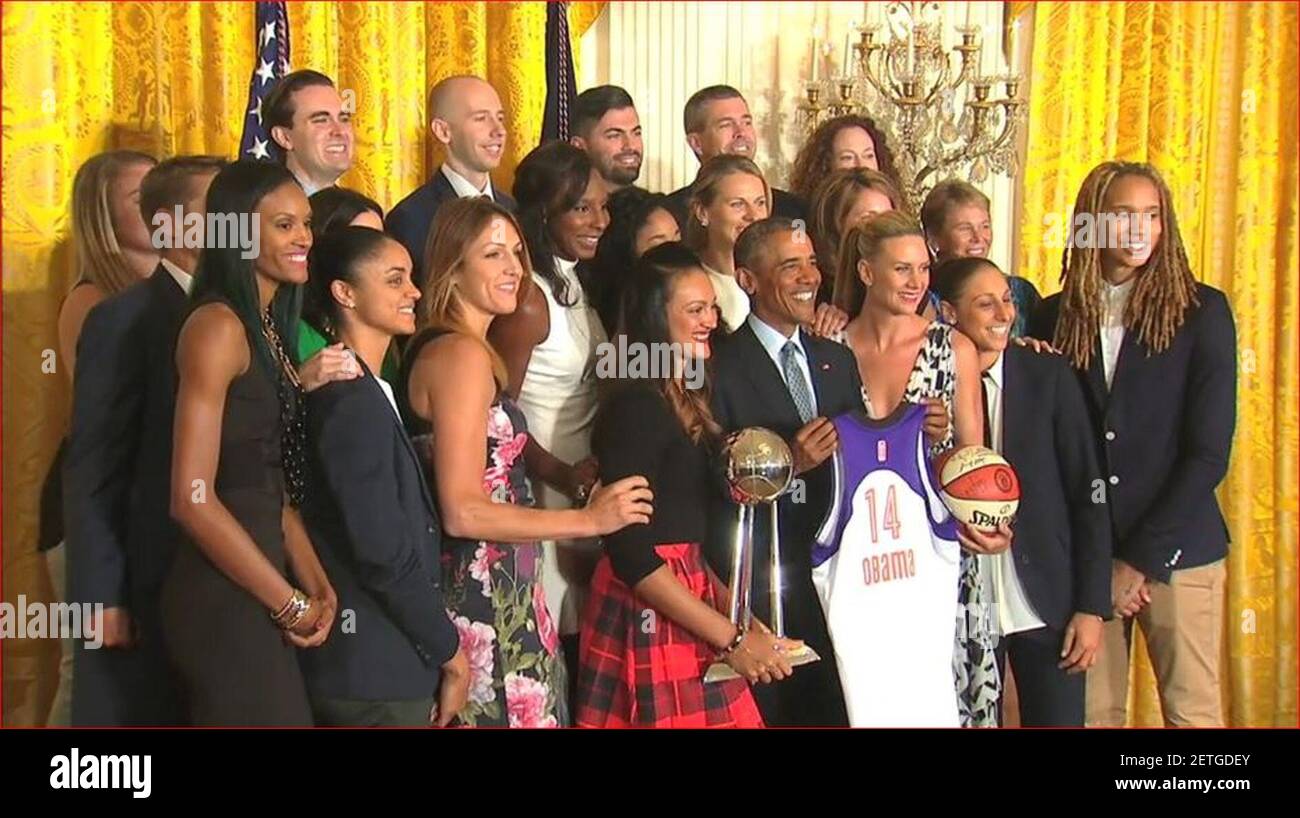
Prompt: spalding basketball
<box><xmin>935</xmin><ymin>446</ymin><xmax>1020</xmax><ymax>530</ymax></box>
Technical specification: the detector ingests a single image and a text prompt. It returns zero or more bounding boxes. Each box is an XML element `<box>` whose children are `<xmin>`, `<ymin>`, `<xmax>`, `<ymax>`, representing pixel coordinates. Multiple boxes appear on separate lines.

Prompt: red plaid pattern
<box><xmin>574</xmin><ymin>543</ymin><xmax>764</xmax><ymax>728</ymax></box>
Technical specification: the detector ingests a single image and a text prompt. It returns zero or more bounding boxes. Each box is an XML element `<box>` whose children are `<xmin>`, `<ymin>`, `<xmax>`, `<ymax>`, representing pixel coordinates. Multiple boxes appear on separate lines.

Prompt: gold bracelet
<box><xmin>271</xmin><ymin>590</ymin><xmax>297</xmax><ymax>622</ymax></box>
<box><xmin>271</xmin><ymin>589</ymin><xmax>310</xmax><ymax>630</ymax></box>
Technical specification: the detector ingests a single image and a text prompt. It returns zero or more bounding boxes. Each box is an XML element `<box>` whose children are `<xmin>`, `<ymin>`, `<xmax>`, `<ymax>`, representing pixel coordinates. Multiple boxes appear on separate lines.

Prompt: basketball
<box><xmin>724</xmin><ymin>427</ymin><xmax>794</xmax><ymax>504</ymax></box>
<box><xmin>935</xmin><ymin>446</ymin><xmax>1021</xmax><ymax>530</ymax></box>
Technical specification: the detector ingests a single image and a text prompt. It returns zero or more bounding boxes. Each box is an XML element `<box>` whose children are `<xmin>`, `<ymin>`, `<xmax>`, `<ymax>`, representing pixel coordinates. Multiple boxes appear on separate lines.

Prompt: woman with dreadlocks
<box><xmin>1030</xmin><ymin>161</ymin><xmax>1237</xmax><ymax>728</ymax></box>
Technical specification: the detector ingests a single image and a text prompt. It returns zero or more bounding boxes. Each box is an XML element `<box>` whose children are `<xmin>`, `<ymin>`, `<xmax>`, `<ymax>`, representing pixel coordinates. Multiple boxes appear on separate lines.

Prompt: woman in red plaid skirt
<box><xmin>575</xmin><ymin>243</ymin><xmax>802</xmax><ymax>728</ymax></box>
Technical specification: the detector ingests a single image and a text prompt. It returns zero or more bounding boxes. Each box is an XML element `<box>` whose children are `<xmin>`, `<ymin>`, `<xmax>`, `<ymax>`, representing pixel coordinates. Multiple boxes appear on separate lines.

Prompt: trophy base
<box><xmin>703</xmin><ymin>645</ymin><xmax>821</xmax><ymax>683</ymax></box>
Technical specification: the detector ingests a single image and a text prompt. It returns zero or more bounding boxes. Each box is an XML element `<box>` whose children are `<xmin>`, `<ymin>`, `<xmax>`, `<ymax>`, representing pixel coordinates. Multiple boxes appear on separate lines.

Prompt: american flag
<box><xmin>239</xmin><ymin>1</ymin><xmax>291</xmax><ymax>161</ymax></box>
<box><xmin>540</xmin><ymin>1</ymin><xmax>576</xmax><ymax>143</ymax></box>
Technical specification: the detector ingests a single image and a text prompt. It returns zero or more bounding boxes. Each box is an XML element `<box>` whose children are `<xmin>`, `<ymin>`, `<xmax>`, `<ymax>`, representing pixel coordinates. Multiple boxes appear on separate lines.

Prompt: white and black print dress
<box><xmin>856</xmin><ymin>321</ymin><xmax>1002</xmax><ymax>728</ymax></box>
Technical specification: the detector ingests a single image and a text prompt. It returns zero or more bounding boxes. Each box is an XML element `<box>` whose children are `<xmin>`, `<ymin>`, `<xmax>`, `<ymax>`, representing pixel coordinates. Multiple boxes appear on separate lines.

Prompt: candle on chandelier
<box><xmin>843</xmin><ymin>30</ymin><xmax>853</xmax><ymax>75</ymax></box>
<box><xmin>810</xmin><ymin>37</ymin><xmax>819</xmax><ymax>81</ymax></box>
<box><xmin>1009</xmin><ymin>19</ymin><xmax>1021</xmax><ymax>74</ymax></box>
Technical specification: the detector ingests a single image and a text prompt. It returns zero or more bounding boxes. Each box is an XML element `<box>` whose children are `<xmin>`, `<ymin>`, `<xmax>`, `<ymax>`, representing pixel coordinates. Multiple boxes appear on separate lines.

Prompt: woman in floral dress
<box><xmin>398</xmin><ymin>198</ymin><xmax>653</xmax><ymax>727</ymax></box>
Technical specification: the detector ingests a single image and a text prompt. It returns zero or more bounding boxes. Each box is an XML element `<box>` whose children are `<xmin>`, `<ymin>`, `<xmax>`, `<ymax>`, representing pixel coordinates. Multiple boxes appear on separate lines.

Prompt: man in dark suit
<box><xmin>934</xmin><ymin>255</ymin><xmax>1112</xmax><ymax>725</ymax></box>
<box><xmin>707</xmin><ymin>217</ymin><xmax>856</xmax><ymax>726</ymax></box>
<box><xmin>63</xmin><ymin>155</ymin><xmax>224</xmax><ymax>725</ymax></box>
<box><xmin>1030</xmin><ymin>162</ymin><xmax>1237</xmax><ymax>727</ymax></box>
<box><xmin>664</xmin><ymin>85</ymin><xmax>806</xmax><ymax>229</ymax></box>
<box><xmin>387</xmin><ymin>75</ymin><xmax>517</xmax><ymax>290</ymax></box>
<box><xmin>300</xmin><ymin>359</ymin><xmax>466</xmax><ymax>726</ymax></box>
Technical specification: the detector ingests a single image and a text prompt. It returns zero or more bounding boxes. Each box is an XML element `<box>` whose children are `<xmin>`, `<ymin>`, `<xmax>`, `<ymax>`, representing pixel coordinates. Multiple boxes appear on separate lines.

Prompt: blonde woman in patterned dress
<box><xmin>834</xmin><ymin>211</ymin><xmax>1013</xmax><ymax>727</ymax></box>
<box><xmin>401</xmin><ymin>197</ymin><xmax>651</xmax><ymax>727</ymax></box>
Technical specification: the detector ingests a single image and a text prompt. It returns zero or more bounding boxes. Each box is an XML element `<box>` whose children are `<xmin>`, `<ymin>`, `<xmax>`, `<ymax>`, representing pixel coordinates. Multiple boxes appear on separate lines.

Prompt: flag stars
<box><xmin>247</xmin><ymin>137</ymin><xmax>271</xmax><ymax>160</ymax></box>
<box><xmin>260</xmin><ymin>20</ymin><xmax>277</xmax><ymax>49</ymax></box>
<box><xmin>255</xmin><ymin>59</ymin><xmax>276</xmax><ymax>86</ymax></box>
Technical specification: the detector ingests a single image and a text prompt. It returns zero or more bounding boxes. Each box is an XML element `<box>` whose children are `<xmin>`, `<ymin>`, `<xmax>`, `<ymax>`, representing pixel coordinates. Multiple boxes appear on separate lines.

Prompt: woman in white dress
<box><xmin>489</xmin><ymin>142</ymin><xmax>611</xmax><ymax>700</ymax></box>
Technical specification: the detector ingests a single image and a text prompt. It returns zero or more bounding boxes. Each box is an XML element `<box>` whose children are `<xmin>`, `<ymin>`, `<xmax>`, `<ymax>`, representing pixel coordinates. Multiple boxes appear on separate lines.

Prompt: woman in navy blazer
<box><xmin>299</xmin><ymin>227</ymin><xmax>468</xmax><ymax>727</ymax></box>
<box><xmin>934</xmin><ymin>256</ymin><xmax>1112</xmax><ymax>726</ymax></box>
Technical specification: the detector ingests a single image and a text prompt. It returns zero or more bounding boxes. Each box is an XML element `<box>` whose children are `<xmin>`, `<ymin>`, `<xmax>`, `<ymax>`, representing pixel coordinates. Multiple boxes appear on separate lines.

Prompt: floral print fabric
<box><xmin>417</xmin><ymin>395</ymin><xmax>568</xmax><ymax>727</ymax></box>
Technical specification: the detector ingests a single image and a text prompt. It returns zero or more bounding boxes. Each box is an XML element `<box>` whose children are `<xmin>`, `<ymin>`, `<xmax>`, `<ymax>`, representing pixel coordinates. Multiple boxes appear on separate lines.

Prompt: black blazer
<box><xmin>664</xmin><ymin>183</ymin><xmax>808</xmax><ymax>232</ymax></box>
<box><xmin>1030</xmin><ymin>283</ymin><xmax>1236</xmax><ymax>583</ymax></box>
<box><xmin>707</xmin><ymin>321</ymin><xmax>860</xmax><ymax>726</ymax></box>
<box><xmin>299</xmin><ymin>362</ymin><xmax>461</xmax><ymax>702</ymax></box>
<box><xmin>64</xmin><ymin>266</ymin><xmax>188</xmax><ymax>609</ymax></box>
<box><xmin>996</xmin><ymin>345</ymin><xmax>1112</xmax><ymax>629</ymax></box>
<box><xmin>386</xmin><ymin>169</ymin><xmax>517</xmax><ymax>291</ymax></box>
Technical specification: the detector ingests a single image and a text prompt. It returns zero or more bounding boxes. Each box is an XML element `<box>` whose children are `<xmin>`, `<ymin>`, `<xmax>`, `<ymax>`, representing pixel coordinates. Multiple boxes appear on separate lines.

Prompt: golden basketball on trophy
<box><xmin>705</xmin><ymin>427</ymin><xmax>821</xmax><ymax>683</ymax></box>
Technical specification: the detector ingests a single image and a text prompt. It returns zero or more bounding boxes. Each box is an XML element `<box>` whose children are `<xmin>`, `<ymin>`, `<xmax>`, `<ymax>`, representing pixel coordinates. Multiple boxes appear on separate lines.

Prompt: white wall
<box><xmin>580</xmin><ymin>1</ymin><xmax>1018</xmax><ymax>271</ymax></box>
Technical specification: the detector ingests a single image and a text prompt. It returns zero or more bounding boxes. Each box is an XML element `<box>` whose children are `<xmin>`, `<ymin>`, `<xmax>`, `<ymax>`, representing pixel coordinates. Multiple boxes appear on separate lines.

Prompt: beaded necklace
<box><xmin>261</xmin><ymin>307</ymin><xmax>307</xmax><ymax>507</ymax></box>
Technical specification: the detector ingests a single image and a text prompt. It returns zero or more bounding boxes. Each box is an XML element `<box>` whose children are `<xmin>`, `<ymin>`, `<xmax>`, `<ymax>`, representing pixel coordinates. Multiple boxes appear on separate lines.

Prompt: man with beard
<box><xmin>570</xmin><ymin>85</ymin><xmax>643</xmax><ymax>192</ymax></box>
<box><xmin>664</xmin><ymin>85</ymin><xmax>807</xmax><ymax>229</ymax></box>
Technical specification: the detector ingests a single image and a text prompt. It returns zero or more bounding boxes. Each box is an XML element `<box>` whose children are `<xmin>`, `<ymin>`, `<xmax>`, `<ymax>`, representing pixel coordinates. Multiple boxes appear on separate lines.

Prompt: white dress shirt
<box><xmin>375</xmin><ymin>375</ymin><xmax>402</xmax><ymax>422</ymax></box>
<box><xmin>160</xmin><ymin>257</ymin><xmax>193</xmax><ymax>295</ymax></box>
<box><xmin>981</xmin><ymin>353</ymin><xmax>1046</xmax><ymax>637</ymax></box>
<box><xmin>1100</xmin><ymin>277</ymin><xmax>1135</xmax><ymax>389</ymax></box>
<box><xmin>441</xmin><ymin>163</ymin><xmax>496</xmax><ymax>201</ymax></box>
<box><xmin>747</xmin><ymin>312</ymin><xmax>817</xmax><ymax>416</ymax></box>
<box><xmin>290</xmin><ymin>168</ymin><xmax>338</xmax><ymax>198</ymax></box>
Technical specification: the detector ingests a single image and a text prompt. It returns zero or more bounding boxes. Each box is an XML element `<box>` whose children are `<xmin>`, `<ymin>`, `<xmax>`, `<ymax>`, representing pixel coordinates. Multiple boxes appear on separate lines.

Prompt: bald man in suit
<box><xmin>387</xmin><ymin>75</ymin><xmax>517</xmax><ymax>290</ymax></box>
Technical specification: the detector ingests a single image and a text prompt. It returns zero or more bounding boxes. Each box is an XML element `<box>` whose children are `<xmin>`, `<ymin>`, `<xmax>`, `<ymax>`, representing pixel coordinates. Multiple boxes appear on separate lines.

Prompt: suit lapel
<box><xmin>735</xmin><ymin>323</ymin><xmax>803</xmax><ymax>430</ymax></box>
<box><xmin>1083</xmin><ymin>337</ymin><xmax>1108</xmax><ymax>410</ymax></box>
<box><xmin>1109</xmin><ymin>328</ymin><xmax>1144</xmax><ymax>399</ymax></box>
<box><xmin>356</xmin><ymin>357</ymin><xmax>439</xmax><ymax>518</ymax></box>
<box><xmin>1000</xmin><ymin>347</ymin><xmax>1025</xmax><ymax>464</ymax></box>
<box><xmin>150</xmin><ymin>263</ymin><xmax>189</xmax><ymax>319</ymax></box>
<box><xmin>804</xmin><ymin>337</ymin><xmax>841</xmax><ymax>418</ymax></box>
<box><xmin>430</xmin><ymin>169</ymin><xmax>455</xmax><ymax>207</ymax></box>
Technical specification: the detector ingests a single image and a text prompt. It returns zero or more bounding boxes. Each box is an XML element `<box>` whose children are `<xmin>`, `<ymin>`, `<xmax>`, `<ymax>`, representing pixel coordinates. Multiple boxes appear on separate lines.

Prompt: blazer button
<box><xmin>426</xmin><ymin>525</ymin><xmax>435</xmax><ymax>535</ymax></box>
<box><xmin>1108</xmin><ymin>475</ymin><xmax>1120</xmax><ymax>486</ymax></box>
<box><xmin>1105</xmin><ymin>430</ymin><xmax>1116</xmax><ymax>441</ymax></box>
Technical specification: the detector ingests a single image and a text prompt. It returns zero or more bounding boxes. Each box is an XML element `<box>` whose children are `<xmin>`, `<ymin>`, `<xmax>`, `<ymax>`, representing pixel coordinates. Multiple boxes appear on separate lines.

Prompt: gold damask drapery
<box><xmin>1013</xmin><ymin>1</ymin><xmax>1298</xmax><ymax>726</ymax></box>
<box><xmin>0</xmin><ymin>0</ymin><xmax>604</xmax><ymax>726</ymax></box>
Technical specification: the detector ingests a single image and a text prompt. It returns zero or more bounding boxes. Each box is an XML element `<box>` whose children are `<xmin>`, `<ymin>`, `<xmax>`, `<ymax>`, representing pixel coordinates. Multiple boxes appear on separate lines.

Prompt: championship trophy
<box><xmin>704</xmin><ymin>427</ymin><xmax>822</xmax><ymax>682</ymax></box>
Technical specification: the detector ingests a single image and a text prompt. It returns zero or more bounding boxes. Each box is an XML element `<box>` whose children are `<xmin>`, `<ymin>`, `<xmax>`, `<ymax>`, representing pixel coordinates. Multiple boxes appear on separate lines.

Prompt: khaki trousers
<box><xmin>1086</xmin><ymin>559</ymin><xmax>1226</xmax><ymax>727</ymax></box>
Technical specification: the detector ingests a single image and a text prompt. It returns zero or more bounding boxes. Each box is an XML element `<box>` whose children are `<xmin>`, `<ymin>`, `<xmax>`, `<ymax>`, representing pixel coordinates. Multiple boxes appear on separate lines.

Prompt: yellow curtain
<box><xmin>1016</xmin><ymin>2</ymin><xmax>1298</xmax><ymax>726</ymax></box>
<box><xmin>0</xmin><ymin>0</ymin><xmax>604</xmax><ymax>726</ymax></box>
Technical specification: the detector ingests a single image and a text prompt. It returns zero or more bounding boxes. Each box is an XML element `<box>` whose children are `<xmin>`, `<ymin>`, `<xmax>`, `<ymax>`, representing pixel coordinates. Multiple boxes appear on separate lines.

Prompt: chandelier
<box><xmin>799</xmin><ymin>2</ymin><xmax>1027</xmax><ymax>212</ymax></box>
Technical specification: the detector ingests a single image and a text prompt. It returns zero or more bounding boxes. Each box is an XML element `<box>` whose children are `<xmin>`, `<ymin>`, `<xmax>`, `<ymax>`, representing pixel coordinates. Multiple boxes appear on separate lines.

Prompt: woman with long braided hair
<box><xmin>1030</xmin><ymin>161</ymin><xmax>1237</xmax><ymax>727</ymax></box>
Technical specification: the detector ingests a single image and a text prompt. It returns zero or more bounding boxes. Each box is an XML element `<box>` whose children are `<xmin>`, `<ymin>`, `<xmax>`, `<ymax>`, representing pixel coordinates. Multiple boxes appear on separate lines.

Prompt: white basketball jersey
<box><xmin>811</xmin><ymin>405</ymin><xmax>962</xmax><ymax>728</ymax></box>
